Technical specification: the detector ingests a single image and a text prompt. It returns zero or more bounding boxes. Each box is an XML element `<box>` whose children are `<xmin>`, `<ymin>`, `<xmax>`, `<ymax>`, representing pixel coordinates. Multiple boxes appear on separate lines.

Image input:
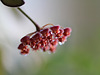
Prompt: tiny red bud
<box><xmin>56</xmin><ymin>29</ymin><xmax>64</xmax><ymax>37</ymax></box>
<box><xmin>30</xmin><ymin>41</ymin><xmax>36</xmax><ymax>47</ymax></box>
<box><xmin>32</xmin><ymin>44</ymin><xmax>40</xmax><ymax>50</ymax></box>
<box><xmin>20</xmin><ymin>36</ymin><xmax>30</xmax><ymax>45</ymax></box>
<box><xmin>58</xmin><ymin>36</ymin><xmax>67</xmax><ymax>43</ymax></box>
<box><xmin>18</xmin><ymin>43</ymin><xmax>25</xmax><ymax>49</ymax></box>
<box><xmin>20</xmin><ymin>49</ymin><xmax>29</xmax><ymax>55</ymax></box>
<box><xmin>56</xmin><ymin>33</ymin><xmax>62</xmax><ymax>37</ymax></box>
<box><xmin>40</xmin><ymin>39</ymin><xmax>48</xmax><ymax>47</ymax></box>
<box><xmin>49</xmin><ymin>44</ymin><xmax>56</xmax><ymax>53</ymax></box>
<box><xmin>42</xmin><ymin>45</ymin><xmax>49</xmax><ymax>52</ymax></box>
<box><xmin>50</xmin><ymin>25</ymin><xmax>60</xmax><ymax>34</ymax></box>
<box><xmin>40</xmin><ymin>28</ymin><xmax>50</xmax><ymax>36</ymax></box>
<box><xmin>47</xmin><ymin>34</ymin><xmax>53</xmax><ymax>40</ymax></box>
<box><xmin>32</xmin><ymin>33</ymin><xmax>42</xmax><ymax>40</ymax></box>
<box><xmin>63</xmin><ymin>28</ymin><xmax>72</xmax><ymax>36</ymax></box>
<box><xmin>51</xmin><ymin>39</ymin><xmax>58</xmax><ymax>46</ymax></box>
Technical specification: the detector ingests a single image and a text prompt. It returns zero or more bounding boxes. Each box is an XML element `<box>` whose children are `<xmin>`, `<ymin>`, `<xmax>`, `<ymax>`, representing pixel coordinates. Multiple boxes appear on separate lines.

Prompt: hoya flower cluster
<box><xmin>0</xmin><ymin>0</ymin><xmax>72</xmax><ymax>55</ymax></box>
<box><xmin>18</xmin><ymin>24</ymin><xmax>72</xmax><ymax>55</ymax></box>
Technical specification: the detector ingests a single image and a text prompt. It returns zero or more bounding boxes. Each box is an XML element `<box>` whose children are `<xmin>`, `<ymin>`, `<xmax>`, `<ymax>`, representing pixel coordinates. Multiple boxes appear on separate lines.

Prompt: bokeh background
<box><xmin>0</xmin><ymin>0</ymin><xmax>100</xmax><ymax>75</ymax></box>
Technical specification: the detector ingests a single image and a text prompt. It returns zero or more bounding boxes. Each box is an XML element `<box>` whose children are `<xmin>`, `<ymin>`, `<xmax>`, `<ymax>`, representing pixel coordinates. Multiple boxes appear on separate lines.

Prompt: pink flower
<box><xmin>18</xmin><ymin>24</ymin><xmax>72</xmax><ymax>55</ymax></box>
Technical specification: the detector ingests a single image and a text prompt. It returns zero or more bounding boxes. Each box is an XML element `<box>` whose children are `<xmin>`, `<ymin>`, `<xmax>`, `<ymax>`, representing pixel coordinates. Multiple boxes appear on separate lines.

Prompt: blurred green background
<box><xmin>0</xmin><ymin>0</ymin><xmax>100</xmax><ymax>75</ymax></box>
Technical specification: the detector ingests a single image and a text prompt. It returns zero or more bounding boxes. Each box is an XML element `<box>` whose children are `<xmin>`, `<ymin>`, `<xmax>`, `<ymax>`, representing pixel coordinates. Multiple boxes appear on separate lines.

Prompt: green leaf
<box><xmin>1</xmin><ymin>0</ymin><xmax>25</xmax><ymax>7</ymax></box>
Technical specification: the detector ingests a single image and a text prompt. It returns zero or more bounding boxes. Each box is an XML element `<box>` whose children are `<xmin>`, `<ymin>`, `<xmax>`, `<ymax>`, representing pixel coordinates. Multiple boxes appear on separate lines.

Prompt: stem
<box><xmin>17</xmin><ymin>7</ymin><xmax>41</xmax><ymax>31</ymax></box>
<box><xmin>41</xmin><ymin>23</ymin><xmax>54</xmax><ymax>29</ymax></box>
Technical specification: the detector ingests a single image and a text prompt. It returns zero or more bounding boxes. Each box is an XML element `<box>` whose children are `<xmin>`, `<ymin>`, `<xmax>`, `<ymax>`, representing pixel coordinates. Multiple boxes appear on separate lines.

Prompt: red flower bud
<box><xmin>40</xmin><ymin>28</ymin><xmax>50</xmax><ymax>36</ymax></box>
<box><xmin>58</xmin><ymin>36</ymin><xmax>67</xmax><ymax>43</ymax></box>
<box><xmin>63</xmin><ymin>27</ymin><xmax>72</xmax><ymax>37</ymax></box>
<box><xmin>20</xmin><ymin>36</ymin><xmax>30</xmax><ymax>45</ymax></box>
<box><xmin>20</xmin><ymin>48</ymin><xmax>29</xmax><ymax>55</ymax></box>
<box><xmin>49</xmin><ymin>44</ymin><xmax>56</xmax><ymax>53</ymax></box>
<box><xmin>50</xmin><ymin>25</ymin><xmax>60</xmax><ymax>34</ymax></box>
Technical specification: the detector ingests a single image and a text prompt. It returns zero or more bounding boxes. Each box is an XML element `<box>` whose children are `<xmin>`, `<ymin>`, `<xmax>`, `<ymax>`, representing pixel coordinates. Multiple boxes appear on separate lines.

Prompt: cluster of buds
<box><xmin>18</xmin><ymin>24</ymin><xmax>72</xmax><ymax>55</ymax></box>
<box><xmin>0</xmin><ymin>0</ymin><xmax>72</xmax><ymax>55</ymax></box>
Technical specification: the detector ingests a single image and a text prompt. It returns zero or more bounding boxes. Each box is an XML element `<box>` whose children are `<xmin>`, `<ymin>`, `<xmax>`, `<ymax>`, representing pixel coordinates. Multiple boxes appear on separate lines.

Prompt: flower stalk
<box><xmin>17</xmin><ymin>7</ymin><xmax>41</xmax><ymax>31</ymax></box>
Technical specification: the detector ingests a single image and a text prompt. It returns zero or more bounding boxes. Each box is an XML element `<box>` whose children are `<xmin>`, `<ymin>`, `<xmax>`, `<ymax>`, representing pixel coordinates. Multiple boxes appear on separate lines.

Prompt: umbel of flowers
<box><xmin>18</xmin><ymin>24</ymin><xmax>72</xmax><ymax>55</ymax></box>
<box><xmin>0</xmin><ymin>0</ymin><xmax>72</xmax><ymax>55</ymax></box>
